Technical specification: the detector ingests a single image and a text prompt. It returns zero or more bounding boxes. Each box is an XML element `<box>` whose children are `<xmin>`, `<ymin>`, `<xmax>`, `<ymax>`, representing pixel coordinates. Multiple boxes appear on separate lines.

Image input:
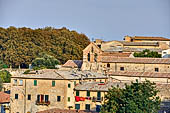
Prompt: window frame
<box><xmin>76</xmin><ymin>91</ymin><xmax>79</xmax><ymax>96</ymax></box>
<box><xmin>34</xmin><ymin>80</ymin><xmax>37</xmax><ymax>86</ymax></box>
<box><xmin>28</xmin><ymin>94</ymin><xmax>31</xmax><ymax>100</ymax></box>
<box><xmin>15</xmin><ymin>94</ymin><xmax>18</xmax><ymax>99</ymax></box>
<box><xmin>52</xmin><ymin>81</ymin><xmax>55</xmax><ymax>87</ymax></box>
<box><xmin>75</xmin><ymin>104</ymin><xmax>80</xmax><ymax>110</ymax></box>
<box><xmin>120</xmin><ymin>67</ymin><xmax>124</xmax><ymax>71</ymax></box>
<box><xmin>68</xmin><ymin>83</ymin><xmax>71</xmax><ymax>88</ymax></box>
<box><xmin>57</xmin><ymin>96</ymin><xmax>61</xmax><ymax>102</ymax></box>
<box><xmin>155</xmin><ymin>68</ymin><xmax>159</xmax><ymax>72</ymax></box>
<box><xmin>87</xmin><ymin>91</ymin><xmax>90</xmax><ymax>97</ymax></box>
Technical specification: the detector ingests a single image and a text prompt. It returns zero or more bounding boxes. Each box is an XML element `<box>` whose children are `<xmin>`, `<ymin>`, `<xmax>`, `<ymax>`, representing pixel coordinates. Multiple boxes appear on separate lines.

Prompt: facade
<box><xmin>10</xmin><ymin>69</ymin><xmax>107</xmax><ymax>113</ymax></box>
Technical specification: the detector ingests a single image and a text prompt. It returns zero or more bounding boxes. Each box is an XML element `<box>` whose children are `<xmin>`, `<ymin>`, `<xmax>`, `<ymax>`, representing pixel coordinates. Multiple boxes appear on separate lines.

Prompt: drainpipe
<box><xmin>24</xmin><ymin>79</ymin><xmax>26</xmax><ymax>113</ymax></box>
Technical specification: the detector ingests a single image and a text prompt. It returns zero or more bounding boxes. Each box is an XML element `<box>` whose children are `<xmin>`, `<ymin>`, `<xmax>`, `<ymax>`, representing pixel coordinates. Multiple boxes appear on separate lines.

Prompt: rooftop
<box><xmin>11</xmin><ymin>69</ymin><xmax>107</xmax><ymax>80</ymax></box>
<box><xmin>101</xmin><ymin>57</ymin><xmax>170</xmax><ymax>64</ymax></box>
<box><xmin>118</xmin><ymin>41</ymin><xmax>159</xmax><ymax>46</ymax></box>
<box><xmin>108</xmin><ymin>71</ymin><xmax>170</xmax><ymax>78</ymax></box>
<box><xmin>0</xmin><ymin>92</ymin><xmax>10</xmax><ymax>104</ymax></box>
<box><xmin>62</xmin><ymin>60</ymin><xmax>83</xmax><ymax>68</ymax></box>
<box><xmin>75</xmin><ymin>81</ymin><xmax>126</xmax><ymax>91</ymax></box>
<box><xmin>131</xmin><ymin>36</ymin><xmax>170</xmax><ymax>41</ymax></box>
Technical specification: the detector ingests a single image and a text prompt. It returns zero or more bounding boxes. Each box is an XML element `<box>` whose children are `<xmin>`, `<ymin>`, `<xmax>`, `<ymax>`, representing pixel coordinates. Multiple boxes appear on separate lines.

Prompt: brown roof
<box><xmin>0</xmin><ymin>92</ymin><xmax>10</xmax><ymax>103</ymax></box>
<box><xmin>63</xmin><ymin>60</ymin><xmax>82</xmax><ymax>68</ymax></box>
<box><xmin>101</xmin><ymin>57</ymin><xmax>170</xmax><ymax>64</ymax></box>
<box><xmin>132</xmin><ymin>36</ymin><xmax>170</xmax><ymax>41</ymax></box>
<box><xmin>36</xmin><ymin>108</ymin><xmax>96</xmax><ymax>113</ymax></box>
<box><xmin>119</xmin><ymin>41</ymin><xmax>159</xmax><ymax>46</ymax></box>
<box><xmin>101</xmin><ymin>52</ymin><xmax>131</xmax><ymax>57</ymax></box>
<box><xmin>108</xmin><ymin>71</ymin><xmax>170</xmax><ymax>78</ymax></box>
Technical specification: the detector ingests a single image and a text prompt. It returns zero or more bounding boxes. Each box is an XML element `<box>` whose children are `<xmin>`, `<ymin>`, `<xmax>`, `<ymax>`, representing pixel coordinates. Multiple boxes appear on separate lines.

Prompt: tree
<box><xmin>32</xmin><ymin>53</ymin><xmax>60</xmax><ymax>69</ymax></box>
<box><xmin>0</xmin><ymin>78</ymin><xmax>2</xmax><ymax>91</ymax></box>
<box><xmin>101</xmin><ymin>80</ymin><xmax>161</xmax><ymax>113</ymax></box>
<box><xmin>0</xmin><ymin>70</ymin><xmax>11</xmax><ymax>83</ymax></box>
<box><xmin>134</xmin><ymin>49</ymin><xmax>161</xmax><ymax>58</ymax></box>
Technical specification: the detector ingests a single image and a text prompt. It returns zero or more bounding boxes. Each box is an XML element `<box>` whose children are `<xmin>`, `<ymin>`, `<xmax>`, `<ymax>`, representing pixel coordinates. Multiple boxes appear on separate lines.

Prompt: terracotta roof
<box><xmin>132</xmin><ymin>36</ymin><xmax>170</xmax><ymax>41</ymax></box>
<box><xmin>118</xmin><ymin>41</ymin><xmax>159</xmax><ymax>46</ymax></box>
<box><xmin>0</xmin><ymin>92</ymin><xmax>10</xmax><ymax>103</ymax></box>
<box><xmin>36</xmin><ymin>108</ymin><xmax>96</xmax><ymax>113</ymax></box>
<box><xmin>108</xmin><ymin>71</ymin><xmax>170</xmax><ymax>78</ymax></box>
<box><xmin>63</xmin><ymin>60</ymin><xmax>83</xmax><ymax>68</ymax></box>
<box><xmin>101</xmin><ymin>52</ymin><xmax>131</xmax><ymax>57</ymax></box>
<box><xmin>101</xmin><ymin>57</ymin><xmax>170</xmax><ymax>64</ymax></box>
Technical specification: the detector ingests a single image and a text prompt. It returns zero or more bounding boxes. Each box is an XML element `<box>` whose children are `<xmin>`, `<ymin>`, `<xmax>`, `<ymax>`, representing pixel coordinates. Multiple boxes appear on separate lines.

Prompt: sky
<box><xmin>0</xmin><ymin>0</ymin><xmax>170</xmax><ymax>41</ymax></box>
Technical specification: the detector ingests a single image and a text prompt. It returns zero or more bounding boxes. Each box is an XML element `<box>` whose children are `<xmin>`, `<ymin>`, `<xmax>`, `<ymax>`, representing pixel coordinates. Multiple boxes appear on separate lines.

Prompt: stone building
<box><xmin>0</xmin><ymin>92</ymin><xmax>10</xmax><ymax>113</ymax></box>
<box><xmin>10</xmin><ymin>69</ymin><xmax>107</xmax><ymax>113</ymax></box>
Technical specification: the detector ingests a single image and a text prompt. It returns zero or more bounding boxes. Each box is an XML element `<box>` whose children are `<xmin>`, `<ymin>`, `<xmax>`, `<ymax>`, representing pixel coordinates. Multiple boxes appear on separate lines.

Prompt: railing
<box><xmin>36</xmin><ymin>100</ymin><xmax>50</xmax><ymax>105</ymax></box>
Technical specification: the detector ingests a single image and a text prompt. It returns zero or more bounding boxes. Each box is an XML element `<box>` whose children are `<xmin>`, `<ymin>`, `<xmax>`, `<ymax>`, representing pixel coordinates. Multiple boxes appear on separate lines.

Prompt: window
<box><xmin>97</xmin><ymin>45</ymin><xmax>101</xmax><ymax>48</ymax></box>
<box><xmin>45</xmin><ymin>95</ymin><xmax>49</xmax><ymax>102</ymax></box>
<box><xmin>34</xmin><ymin>80</ymin><xmax>37</xmax><ymax>86</ymax></box>
<box><xmin>155</xmin><ymin>68</ymin><xmax>159</xmax><ymax>72</ymax></box>
<box><xmin>68</xmin><ymin>97</ymin><xmax>70</xmax><ymax>102</ymax></box>
<box><xmin>97</xmin><ymin>92</ymin><xmax>101</xmax><ymax>100</ymax></box>
<box><xmin>107</xmin><ymin>63</ymin><xmax>110</xmax><ymax>68</ymax></box>
<box><xmin>28</xmin><ymin>94</ymin><xmax>31</xmax><ymax>100</ymax></box>
<box><xmin>52</xmin><ymin>81</ymin><xmax>55</xmax><ymax>87</ymax></box>
<box><xmin>87</xmin><ymin>91</ymin><xmax>90</xmax><ymax>97</ymax></box>
<box><xmin>88</xmin><ymin>53</ymin><xmax>90</xmax><ymax>61</ymax></box>
<box><xmin>68</xmin><ymin>83</ymin><xmax>71</xmax><ymax>88</ymax></box>
<box><xmin>15</xmin><ymin>94</ymin><xmax>18</xmax><ymax>99</ymax></box>
<box><xmin>75</xmin><ymin>104</ymin><xmax>80</xmax><ymax>110</ymax></box>
<box><xmin>76</xmin><ymin>91</ymin><xmax>79</xmax><ymax>96</ymax></box>
<box><xmin>91</xmin><ymin>47</ymin><xmax>94</xmax><ymax>53</ymax></box>
<box><xmin>94</xmin><ymin>53</ymin><xmax>98</xmax><ymax>62</ymax></box>
<box><xmin>13</xmin><ymin>79</ymin><xmax>17</xmax><ymax>85</ymax></box>
<box><xmin>40</xmin><ymin>95</ymin><xmax>44</xmax><ymax>102</ymax></box>
<box><xmin>37</xmin><ymin>95</ymin><xmax>40</xmax><ymax>102</ymax></box>
<box><xmin>19</xmin><ymin>79</ymin><xmax>23</xmax><ymax>86</ymax></box>
<box><xmin>85</xmin><ymin>104</ymin><xmax>90</xmax><ymax>111</ymax></box>
<box><xmin>57</xmin><ymin>96</ymin><xmax>61</xmax><ymax>102</ymax></box>
<box><xmin>120</xmin><ymin>67</ymin><xmax>124</xmax><ymax>71</ymax></box>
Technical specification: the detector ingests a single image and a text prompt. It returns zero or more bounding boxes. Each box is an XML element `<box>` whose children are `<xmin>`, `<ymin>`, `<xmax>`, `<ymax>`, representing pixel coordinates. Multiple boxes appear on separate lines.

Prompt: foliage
<box><xmin>101</xmin><ymin>80</ymin><xmax>161</xmax><ymax>113</ymax></box>
<box><xmin>32</xmin><ymin>53</ymin><xmax>60</xmax><ymax>69</ymax></box>
<box><xmin>0</xmin><ymin>70</ymin><xmax>12</xmax><ymax>83</ymax></box>
<box><xmin>0</xmin><ymin>60</ymin><xmax>8</xmax><ymax>69</ymax></box>
<box><xmin>0</xmin><ymin>26</ymin><xmax>90</xmax><ymax>68</ymax></box>
<box><xmin>23</xmin><ymin>70</ymin><xmax>31</xmax><ymax>74</ymax></box>
<box><xmin>0</xmin><ymin>78</ymin><xmax>2</xmax><ymax>91</ymax></box>
<box><xmin>134</xmin><ymin>49</ymin><xmax>161</xmax><ymax>58</ymax></box>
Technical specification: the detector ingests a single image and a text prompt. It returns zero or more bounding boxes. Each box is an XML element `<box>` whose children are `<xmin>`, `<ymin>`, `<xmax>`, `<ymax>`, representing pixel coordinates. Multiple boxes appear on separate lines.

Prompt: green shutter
<box><xmin>34</xmin><ymin>80</ymin><xmax>37</xmax><ymax>86</ymax></box>
<box><xmin>87</xmin><ymin>91</ymin><xmax>90</xmax><ymax>97</ymax></box>
<box><xmin>75</xmin><ymin>104</ymin><xmax>80</xmax><ymax>110</ymax></box>
<box><xmin>76</xmin><ymin>91</ymin><xmax>79</xmax><ymax>96</ymax></box>
<box><xmin>68</xmin><ymin>97</ymin><xmax>70</xmax><ymax>102</ymax></box>
<box><xmin>68</xmin><ymin>83</ymin><xmax>71</xmax><ymax>88</ymax></box>
<box><xmin>52</xmin><ymin>81</ymin><xmax>55</xmax><ymax>86</ymax></box>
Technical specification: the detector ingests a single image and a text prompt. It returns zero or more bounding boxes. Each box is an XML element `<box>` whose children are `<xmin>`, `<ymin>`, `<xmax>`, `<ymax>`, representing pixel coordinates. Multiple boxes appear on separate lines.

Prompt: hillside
<box><xmin>0</xmin><ymin>26</ymin><xmax>90</xmax><ymax>68</ymax></box>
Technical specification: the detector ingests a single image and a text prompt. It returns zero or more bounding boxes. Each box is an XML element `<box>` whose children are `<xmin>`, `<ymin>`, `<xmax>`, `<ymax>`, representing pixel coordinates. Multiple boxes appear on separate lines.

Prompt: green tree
<box><xmin>134</xmin><ymin>49</ymin><xmax>161</xmax><ymax>58</ymax></box>
<box><xmin>101</xmin><ymin>80</ymin><xmax>161</xmax><ymax>113</ymax></box>
<box><xmin>32</xmin><ymin>53</ymin><xmax>60</xmax><ymax>69</ymax></box>
<box><xmin>0</xmin><ymin>78</ymin><xmax>2</xmax><ymax>91</ymax></box>
<box><xmin>0</xmin><ymin>70</ymin><xmax>11</xmax><ymax>83</ymax></box>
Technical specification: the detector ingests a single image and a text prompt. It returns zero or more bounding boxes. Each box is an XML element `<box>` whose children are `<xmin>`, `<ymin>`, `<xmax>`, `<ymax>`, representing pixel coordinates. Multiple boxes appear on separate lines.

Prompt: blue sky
<box><xmin>0</xmin><ymin>0</ymin><xmax>170</xmax><ymax>41</ymax></box>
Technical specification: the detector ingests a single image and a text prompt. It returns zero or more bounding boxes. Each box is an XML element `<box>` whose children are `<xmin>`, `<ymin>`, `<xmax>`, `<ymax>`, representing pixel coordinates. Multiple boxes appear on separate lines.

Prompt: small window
<box><xmin>68</xmin><ymin>83</ymin><xmax>71</xmax><ymax>88</ymax></box>
<box><xmin>76</xmin><ymin>91</ymin><xmax>79</xmax><ymax>96</ymax></box>
<box><xmin>52</xmin><ymin>81</ymin><xmax>55</xmax><ymax>87</ymax></box>
<box><xmin>57</xmin><ymin>96</ymin><xmax>61</xmax><ymax>102</ymax></box>
<box><xmin>87</xmin><ymin>91</ymin><xmax>90</xmax><ymax>97</ymax></box>
<box><xmin>85</xmin><ymin>104</ymin><xmax>90</xmax><ymax>111</ymax></box>
<box><xmin>155</xmin><ymin>68</ymin><xmax>159</xmax><ymax>72</ymax></box>
<box><xmin>91</xmin><ymin>47</ymin><xmax>94</xmax><ymax>53</ymax></box>
<box><xmin>19</xmin><ymin>79</ymin><xmax>23</xmax><ymax>86</ymax></box>
<box><xmin>34</xmin><ymin>80</ymin><xmax>37</xmax><ymax>86</ymax></box>
<box><xmin>45</xmin><ymin>95</ymin><xmax>49</xmax><ymax>102</ymax></box>
<box><xmin>13</xmin><ymin>79</ymin><xmax>17</xmax><ymax>85</ymax></box>
<box><xmin>120</xmin><ymin>67</ymin><xmax>124</xmax><ymax>71</ymax></box>
<box><xmin>15</xmin><ymin>94</ymin><xmax>18</xmax><ymax>99</ymax></box>
<box><xmin>28</xmin><ymin>94</ymin><xmax>31</xmax><ymax>100</ymax></box>
<box><xmin>97</xmin><ymin>45</ymin><xmax>101</xmax><ymax>49</ymax></box>
<box><xmin>68</xmin><ymin>97</ymin><xmax>70</xmax><ymax>102</ymax></box>
<box><xmin>37</xmin><ymin>95</ymin><xmax>40</xmax><ymax>102</ymax></box>
<box><xmin>88</xmin><ymin>53</ymin><xmax>90</xmax><ymax>61</ymax></box>
<box><xmin>107</xmin><ymin>63</ymin><xmax>110</xmax><ymax>68</ymax></box>
<box><xmin>75</xmin><ymin>104</ymin><xmax>80</xmax><ymax>110</ymax></box>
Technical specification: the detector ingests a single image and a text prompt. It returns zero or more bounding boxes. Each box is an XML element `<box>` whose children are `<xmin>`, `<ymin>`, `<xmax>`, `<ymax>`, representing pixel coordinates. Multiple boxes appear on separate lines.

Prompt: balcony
<box><xmin>36</xmin><ymin>100</ymin><xmax>50</xmax><ymax>106</ymax></box>
<box><xmin>92</xmin><ymin>97</ymin><xmax>103</xmax><ymax>102</ymax></box>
